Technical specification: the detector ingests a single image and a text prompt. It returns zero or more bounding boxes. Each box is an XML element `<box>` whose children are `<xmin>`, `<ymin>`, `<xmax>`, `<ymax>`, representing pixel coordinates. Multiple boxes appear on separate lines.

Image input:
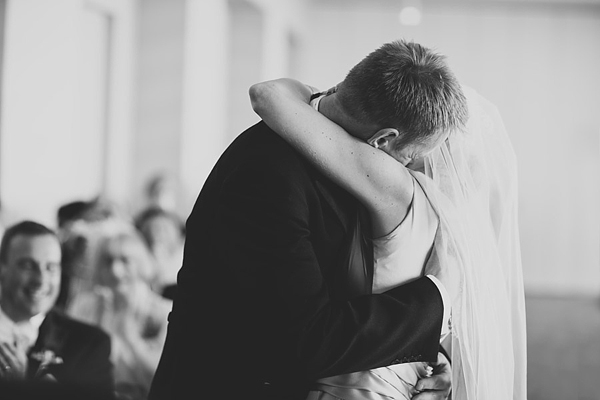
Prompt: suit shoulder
<box><xmin>47</xmin><ymin>310</ymin><xmax>110</xmax><ymax>343</ymax></box>
<box><xmin>228</xmin><ymin>121</ymin><xmax>308</xmax><ymax>171</ymax></box>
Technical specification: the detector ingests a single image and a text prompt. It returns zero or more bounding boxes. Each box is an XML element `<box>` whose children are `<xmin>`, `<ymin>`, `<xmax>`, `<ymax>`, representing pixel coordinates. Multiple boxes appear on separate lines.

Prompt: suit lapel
<box><xmin>27</xmin><ymin>310</ymin><xmax>67</xmax><ymax>379</ymax></box>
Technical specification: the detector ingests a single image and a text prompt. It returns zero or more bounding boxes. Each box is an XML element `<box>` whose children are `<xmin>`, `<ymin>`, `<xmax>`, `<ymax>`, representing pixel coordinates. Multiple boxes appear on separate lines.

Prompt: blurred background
<box><xmin>0</xmin><ymin>0</ymin><xmax>598</xmax><ymax>398</ymax></box>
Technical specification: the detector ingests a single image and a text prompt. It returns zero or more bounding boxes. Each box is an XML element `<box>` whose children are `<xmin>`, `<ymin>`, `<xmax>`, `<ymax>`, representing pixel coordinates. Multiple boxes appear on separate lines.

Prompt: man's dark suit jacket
<box><xmin>149</xmin><ymin>123</ymin><xmax>444</xmax><ymax>400</ymax></box>
<box><xmin>24</xmin><ymin>309</ymin><xmax>114</xmax><ymax>398</ymax></box>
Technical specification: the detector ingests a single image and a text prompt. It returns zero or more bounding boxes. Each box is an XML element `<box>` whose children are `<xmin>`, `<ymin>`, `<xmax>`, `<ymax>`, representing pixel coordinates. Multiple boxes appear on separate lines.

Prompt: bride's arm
<box><xmin>249</xmin><ymin>78</ymin><xmax>413</xmax><ymax>234</ymax></box>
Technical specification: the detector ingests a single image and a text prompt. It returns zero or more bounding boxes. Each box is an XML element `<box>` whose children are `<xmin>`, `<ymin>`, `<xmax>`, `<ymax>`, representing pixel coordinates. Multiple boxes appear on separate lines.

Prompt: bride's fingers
<box><xmin>412</xmin><ymin>391</ymin><xmax>451</xmax><ymax>400</ymax></box>
<box><xmin>415</xmin><ymin>374</ymin><xmax>451</xmax><ymax>392</ymax></box>
<box><xmin>413</xmin><ymin>375</ymin><xmax>451</xmax><ymax>399</ymax></box>
<box><xmin>414</xmin><ymin>362</ymin><xmax>451</xmax><ymax>398</ymax></box>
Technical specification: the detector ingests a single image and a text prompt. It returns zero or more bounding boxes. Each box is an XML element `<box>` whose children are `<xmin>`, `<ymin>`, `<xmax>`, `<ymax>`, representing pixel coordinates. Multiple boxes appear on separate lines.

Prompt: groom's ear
<box><xmin>367</xmin><ymin>128</ymin><xmax>400</xmax><ymax>149</ymax></box>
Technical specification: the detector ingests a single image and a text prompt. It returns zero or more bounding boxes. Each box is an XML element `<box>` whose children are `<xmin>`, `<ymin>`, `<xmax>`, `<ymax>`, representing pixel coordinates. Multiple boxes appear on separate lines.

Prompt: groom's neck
<box><xmin>319</xmin><ymin>94</ymin><xmax>378</xmax><ymax>141</ymax></box>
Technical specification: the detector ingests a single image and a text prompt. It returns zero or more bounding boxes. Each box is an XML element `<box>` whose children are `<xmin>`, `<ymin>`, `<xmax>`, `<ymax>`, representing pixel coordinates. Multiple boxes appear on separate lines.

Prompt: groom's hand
<box><xmin>412</xmin><ymin>352</ymin><xmax>452</xmax><ymax>400</ymax></box>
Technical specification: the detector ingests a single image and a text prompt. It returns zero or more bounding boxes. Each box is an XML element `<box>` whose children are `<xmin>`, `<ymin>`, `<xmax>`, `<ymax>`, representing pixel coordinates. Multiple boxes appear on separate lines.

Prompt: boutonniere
<box><xmin>31</xmin><ymin>349</ymin><xmax>63</xmax><ymax>378</ymax></box>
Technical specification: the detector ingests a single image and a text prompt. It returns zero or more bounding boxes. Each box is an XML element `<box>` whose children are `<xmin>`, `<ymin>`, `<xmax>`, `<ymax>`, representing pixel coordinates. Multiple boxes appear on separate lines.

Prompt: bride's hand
<box><xmin>412</xmin><ymin>352</ymin><xmax>452</xmax><ymax>399</ymax></box>
<box><xmin>250</xmin><ymin>78</ymin><xmax>314</xmax><ymax>116</ymax></box>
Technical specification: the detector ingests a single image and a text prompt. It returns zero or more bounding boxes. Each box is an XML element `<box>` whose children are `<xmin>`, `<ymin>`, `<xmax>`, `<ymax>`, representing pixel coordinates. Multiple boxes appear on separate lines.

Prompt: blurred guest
<box><xmin>81</xmin><ymin>196</ymin><xmax>128</xmax><ymax>224</ymax></box>
<box><xmin>58</xmin><ymin>197</ymin><xmax>125</xmax><ymax>235</ymax></box>
<box><xmin>142</xmin><ymin>172</ymin><xmax>178</xmax><ymax>213</ymax></box>
<box><xmin>55</xmin><ymin>200</ymin><xmax>92</xmax><ymax>311</ymax></box>
<box><xmin>55</xmin><ymin>197</ymin><xmax>131</xmax><ymax>311</ymax></box>
<box><xmin>135</xmin><ymin>207</ymin><xmax>184</xmax><ymax>294</ymax></box>
<box><xmin>0</xmin><ymin>198</ymin><xmax>6</xmax><ymax>241</ymax></box>
<box><xmin>0</xmin><ymin>221</ymin><xmax>114</xmax><ymax>398</ymax></box>
<box><xmin>57</xmin><ymin>200</ymin><xmax>91</xmax><ymax>231</ymax></box>
<box><xmin>68</xmin><ymin>229</ymin><xmax>170</xmax><ymax>400</ymax></box>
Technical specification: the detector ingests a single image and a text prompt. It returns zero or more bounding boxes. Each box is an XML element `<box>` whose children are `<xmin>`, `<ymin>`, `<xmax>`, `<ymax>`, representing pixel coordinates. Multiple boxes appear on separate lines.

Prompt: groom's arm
<box><xmin>427</xmin><ymin>275</ymin><xmax>452</xmax><ymax>354</ymax></box>
<box><xmin>219</xmin><ymin>140</ymin><xmax>445</xmax><ymax>380</ymax></box>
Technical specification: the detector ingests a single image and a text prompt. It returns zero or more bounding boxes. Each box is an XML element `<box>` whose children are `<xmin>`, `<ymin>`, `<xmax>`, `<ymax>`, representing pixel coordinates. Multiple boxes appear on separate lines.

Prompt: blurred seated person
<box><xmin>57</xmin><ymin>197</ymin><xmax>126</xmax><ymax>240</ymax></box>
<box><xmin>55</xmin><ymin>200</ymin><xmax>93</xmax><ymax>311</ymax></box>
<box><xmin>0</xmin><ymin>198</ymin><xmax>6</xmax><ymax>241</ymax></box>
<box><xmin>55</xmin><ymin>197</ymin><xmax>132</xmax><ymax>311</ymax></box>
<box><xmin>134</xmin><ymin>207</ymin><xmax>184</xmax><ymax>296</ymax></box>
<box><xmin>57</xmin><ymin>200</ymin><xmax>91</xmax><ymax>231</ymax></box>
<box><xmin>142</xmin><ymin>172</ymin><xmax>178</xmax><ymax>213</ymax></box>
<box><xmin>67</xmin><ymin>228</ymin><xmax>171</xmax><ymax>400</ymax></box>
<box><xmin>0</xmin><ymin>221</ymin><xmax>114</xmax><ymax>398</ymax></box>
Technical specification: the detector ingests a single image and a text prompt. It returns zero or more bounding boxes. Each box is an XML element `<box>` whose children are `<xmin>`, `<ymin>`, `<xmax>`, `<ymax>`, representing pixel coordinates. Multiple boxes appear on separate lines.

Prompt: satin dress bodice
<box><xmin>309</xmin><ymin>175</ymin><xmax>439</xmax><ymax>400</ymax></box>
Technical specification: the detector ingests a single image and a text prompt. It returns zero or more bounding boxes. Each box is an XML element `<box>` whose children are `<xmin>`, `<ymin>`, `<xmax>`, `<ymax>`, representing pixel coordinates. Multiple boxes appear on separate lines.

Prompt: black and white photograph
<box><xmin>0</xmin><ymin>1</ymin><xmax>598</xmax><ymax>399</ymax></box>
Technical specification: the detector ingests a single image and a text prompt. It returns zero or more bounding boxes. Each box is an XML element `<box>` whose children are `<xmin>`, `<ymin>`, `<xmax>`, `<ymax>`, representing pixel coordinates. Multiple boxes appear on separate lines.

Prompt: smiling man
<box><xmin>0</xmin><ymin>221</ymin><xmax>114</xmax><ymax>399</ymax></box>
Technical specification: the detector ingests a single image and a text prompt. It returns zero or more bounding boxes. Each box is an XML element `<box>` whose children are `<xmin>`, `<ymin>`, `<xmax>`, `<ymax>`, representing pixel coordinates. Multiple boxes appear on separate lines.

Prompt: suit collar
<box><xmin>33</xmin><ymin>310</ymin><xmax>66</xmax><ymax>351</ymax></box>
<box><xmin>27</xmin><ymin>309</ymin><xmax>67</xmax><ymax>379</ymax></box>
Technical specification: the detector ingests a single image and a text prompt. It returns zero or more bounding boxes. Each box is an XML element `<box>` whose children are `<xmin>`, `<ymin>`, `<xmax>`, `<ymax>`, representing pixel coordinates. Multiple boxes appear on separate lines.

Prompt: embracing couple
<box><xmin>149</xmin><ymin>40</ymin><xmax>527</xmax><ymax>400</ymax></box>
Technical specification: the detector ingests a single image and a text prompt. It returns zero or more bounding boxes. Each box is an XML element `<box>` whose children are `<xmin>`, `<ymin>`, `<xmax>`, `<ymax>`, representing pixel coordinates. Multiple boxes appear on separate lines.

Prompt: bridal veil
<box><xmin>419</xmin><ymin>86</ymin><xmax>527</xmax><ymax>400</ymax></box>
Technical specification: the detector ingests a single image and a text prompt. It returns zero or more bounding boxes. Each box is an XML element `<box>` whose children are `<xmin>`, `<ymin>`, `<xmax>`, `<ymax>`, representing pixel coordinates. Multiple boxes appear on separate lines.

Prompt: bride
<box><xmin>250</xmin><ymin>75</ymin><xmax>526</xmax><ymax>398</ymax></box>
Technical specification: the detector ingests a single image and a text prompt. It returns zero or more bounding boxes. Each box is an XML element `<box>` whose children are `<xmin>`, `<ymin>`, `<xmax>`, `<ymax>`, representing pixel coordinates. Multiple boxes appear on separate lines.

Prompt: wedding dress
<box><xmin>422</xmin><ymin>86</ymin><xmax>527</xmax><ymax>400</ymax></box>
<box><xmin>308</xmin><ymin>86</ymin><xmax>526</xmax><ymax>400</ymax></box>
<box><xmin>308</xmin><ymin>175</ymin><xmax>444</xmax><ymax>400</ymax></box>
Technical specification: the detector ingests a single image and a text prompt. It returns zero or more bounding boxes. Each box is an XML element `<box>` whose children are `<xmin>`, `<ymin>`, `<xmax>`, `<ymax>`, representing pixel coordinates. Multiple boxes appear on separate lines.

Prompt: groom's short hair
<box><xmin>337</xmin><ymin>40</ymin><xmax>468</xmax><ymax>148</ymax></box>
<box><xmin>0</xmin><ymin>220</ymin><xmax>58</xmax><ymax>264</ymax></box>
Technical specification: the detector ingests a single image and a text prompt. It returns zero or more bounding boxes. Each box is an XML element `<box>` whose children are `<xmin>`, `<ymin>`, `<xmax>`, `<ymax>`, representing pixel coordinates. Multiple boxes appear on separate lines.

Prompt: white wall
<box><xmin>138</xmin><ymin>0</ymin><xmax>308</xmax><ymax>214</ymax></box>
<box><xmin>0</xmin><ymin>0</ymin><xmax>307</xmax><ymax>224</ymax></box>
<box><xmin>0</xmin><ymin>0</ymin><xmax>136</xmax><ymax>227</ymax></box>
<box><xmin>133</xmin><ymin>0</ymin><xmax>186</xmax><ymax>214</ymax></box>
<box><xmin>301</xmin><ymin>0</ymin><xmax>600</xmax><ymax>296</ymax></box>
<box><xmin>179</xmin><ymin>0</ymin><xmax>231</xmax><ymax>214</ymax></box>
<box><xmin>0</xmin><ymin>0</ymin><xmax>80</xmax><ymax>227</ymax></box>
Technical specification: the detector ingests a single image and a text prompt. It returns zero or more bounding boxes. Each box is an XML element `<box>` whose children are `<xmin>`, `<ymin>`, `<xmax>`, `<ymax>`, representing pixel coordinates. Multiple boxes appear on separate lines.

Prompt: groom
<box><xmin>149</xmin><ymin>40</ymin><xmax>459</xmax><ymax>400</ymax></box>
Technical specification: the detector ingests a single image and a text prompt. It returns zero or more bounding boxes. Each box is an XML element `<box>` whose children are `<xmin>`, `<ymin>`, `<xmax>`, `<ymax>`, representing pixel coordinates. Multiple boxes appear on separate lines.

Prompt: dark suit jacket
<box><xmin>149</xmin><ymin>123</ymin><xmax>444</xmax><ymax>400</ymax></box>
<box><xmin>22</xmin><ymin>309</ymin><xmax>114</xmax><ymax>399</ymax></box>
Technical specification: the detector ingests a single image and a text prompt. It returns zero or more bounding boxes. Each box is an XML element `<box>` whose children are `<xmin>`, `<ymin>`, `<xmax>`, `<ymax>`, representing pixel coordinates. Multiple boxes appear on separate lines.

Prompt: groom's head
<box><xmin>331</xmin><ymin>40</ymin><xmax>468</xmax><ymax>151</ymax></box>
